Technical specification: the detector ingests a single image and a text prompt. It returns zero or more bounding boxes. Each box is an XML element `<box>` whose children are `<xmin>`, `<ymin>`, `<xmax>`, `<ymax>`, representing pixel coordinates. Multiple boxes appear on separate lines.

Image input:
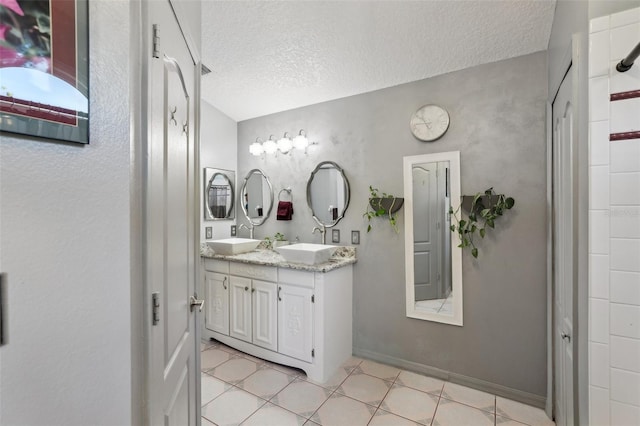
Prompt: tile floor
<box><xmin>200</xmin><ymin>339</ymin><xmax>554</xmax><ymax>426</ymax></box>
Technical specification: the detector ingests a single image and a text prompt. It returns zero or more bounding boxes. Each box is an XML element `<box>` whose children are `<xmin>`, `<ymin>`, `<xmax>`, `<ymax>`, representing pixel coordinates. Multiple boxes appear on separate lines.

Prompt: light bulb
<box><xmin>249</xmin><ymin>137</ymin><xmax>264</xmax><ymax>156</ymax></box>
<box><xmin>263</xmin><ymin>135</ymin><xmax>278</xmax><ymax>154</ymax></box>
<box><xmin>277</xmin><ymin>132</ymin><xmax>293</xmax><ymax>154</ymax></box>
<box><xmin>293</xmin><ymin>129</ymin><xmax>309</xmax><ymax>151</ymax></box>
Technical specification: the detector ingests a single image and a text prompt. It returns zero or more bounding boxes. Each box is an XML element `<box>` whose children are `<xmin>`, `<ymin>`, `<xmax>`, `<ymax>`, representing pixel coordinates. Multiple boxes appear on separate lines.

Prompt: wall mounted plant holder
<box><xmin>369</xmin><ymin>197</ymin><xmax>404</xmax><ymax>214</ymax></box>
<box><xmin>461</xmin><ymin>194</ymin><xmax>501</xmax><ymax>214</ymax></box>
<box><xmin>450</xmin><ymin>188</ymin><xmax>515</xmax><ymax>258</ymax></box>
<box><xmin>363</xmin><ymin>186</ymin><xmax>403</xmax><ymax>233</ymax></box>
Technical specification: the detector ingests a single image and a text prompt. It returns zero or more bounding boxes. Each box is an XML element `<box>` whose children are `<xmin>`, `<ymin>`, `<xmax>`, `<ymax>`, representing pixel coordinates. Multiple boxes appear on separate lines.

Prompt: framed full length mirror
<box><xmin>403</xmin><ymin>151</ymin><xmax>463</xmax><ymax>326</ymax></box>
<box><xmin>204</xmin><ymin>168</ymin><xmax>235</xmax><ymax>220</ymax></box>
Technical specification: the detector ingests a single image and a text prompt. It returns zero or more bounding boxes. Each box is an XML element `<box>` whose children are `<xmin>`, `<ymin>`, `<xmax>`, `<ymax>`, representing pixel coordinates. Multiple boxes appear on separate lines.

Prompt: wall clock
<box><xmin>410</xmin><ymin>105</ymin><xmax>450</xmax><ymax>142</ymax></box>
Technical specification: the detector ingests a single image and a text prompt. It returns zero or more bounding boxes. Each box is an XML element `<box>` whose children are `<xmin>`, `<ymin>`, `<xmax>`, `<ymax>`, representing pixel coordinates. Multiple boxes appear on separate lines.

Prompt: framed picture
<box><xmin>0</xmin><ymin>0</ymin><xmax>89</xmax><ymax>144</ymax></box>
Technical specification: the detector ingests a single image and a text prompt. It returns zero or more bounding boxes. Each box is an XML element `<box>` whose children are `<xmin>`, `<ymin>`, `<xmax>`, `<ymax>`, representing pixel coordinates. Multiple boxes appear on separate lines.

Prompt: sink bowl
<box><xmin>207</xmin><ymin>238</ymin><xmax>261</xmax><ymax>255</ymax></box>
<box><xmin>275</xmin><ymin>243</ymin><xmax>338</xmax><ymax>265</ymax></box>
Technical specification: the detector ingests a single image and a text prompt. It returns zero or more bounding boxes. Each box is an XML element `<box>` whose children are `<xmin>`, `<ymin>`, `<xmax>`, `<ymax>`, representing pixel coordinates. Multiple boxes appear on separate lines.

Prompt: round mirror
<box><xmin>204</xmin><ymin>168</ymin><xmax>235</xmax><ymax>220</ymax></box>
<box><xmin>241</xmin><ymin>169</ymin><xmax>274</xmax><ymax>226</ymax></box>
<box><xmin>306</xmin><ymin>161</ymin><xmax>350</xmax><ymax>227</ymax></box>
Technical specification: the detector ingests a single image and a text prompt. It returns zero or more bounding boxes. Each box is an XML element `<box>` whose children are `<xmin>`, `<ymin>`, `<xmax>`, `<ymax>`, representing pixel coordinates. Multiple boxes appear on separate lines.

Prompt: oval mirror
<box><xmin>306</xmin><ymin>161</ymin><xmax>350</xmax><ymax>227</ymax></box>
<box><xmin>241</xmin><ymin>169</ymin><xmax>274</xmax><ymax>226</ymax></box>
<box><xmin>204</xmin><ymin>167</ymin><xmax>235</xmax><ymax>220</ymax></box>
<box><xmin>403</xmin><ymin>151</ymin><xmax>463</xmax><ymax>326</ymax></box>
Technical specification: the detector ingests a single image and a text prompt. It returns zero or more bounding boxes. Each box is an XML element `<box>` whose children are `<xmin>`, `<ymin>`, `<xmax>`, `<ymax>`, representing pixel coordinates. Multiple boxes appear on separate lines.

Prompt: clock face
<box><xmin>410</xmin><ymin>105</ymin><xmax>450</xmax><ymax>142</ymax></box>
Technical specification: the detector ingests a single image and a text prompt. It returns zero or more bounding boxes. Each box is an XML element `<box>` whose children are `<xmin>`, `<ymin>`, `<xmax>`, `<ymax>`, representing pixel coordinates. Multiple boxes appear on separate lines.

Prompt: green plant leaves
<box><xmin>449</xmin><ymin>187</ymin><xmax>515</xmax><ymax>259</ymax></box>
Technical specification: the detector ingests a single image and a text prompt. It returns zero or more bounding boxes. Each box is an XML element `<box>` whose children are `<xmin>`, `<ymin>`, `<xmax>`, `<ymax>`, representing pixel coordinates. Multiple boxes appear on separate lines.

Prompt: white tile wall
<box><xmin>590</xmin><ymin>298</ymin><xmax>610</xmax><ymax>344</ymax></box>
<box><xmin>610</xmin><ymin>368</ymin><xmax>640</xmax><ymax>406</ymax></box>
<box><xmin>611</xmin><ymin>140</ymin><xmax>640</xmax><ymax>172</ymax></box>
<box><xmin>611</xmin><ymin>271</ymin><xmax>640</xmax><ymax>305</ymax></box>
<box><xmin>610</xmin><ymin>239</ymin><xmax>640</xmax><ymax>272</ymax></box>
<box><xmin>610</xmin><ymin>207</ymin><xmax>640</xmax><ymax>239</ymax></box>
<box><xmin>590</xmin><ymin>254</ymin><xmax>610</xmax><ymax>299</ymax></box>
<box><xmin>610</xmin><ymin>23</ymin><xmax>640</xmax><ymax>61</ymax></box>
<box><xmin>610</xmin><ymin>98</ymin><xmax>640</xmax><ymax>133</ymax></box>
<box><xmin>610</xmin><ymin>400</ymin><xmax>640</xmax><ymax>425</ymax></box>
<box><xmin>589</xmin><ymin>29</ymin><xmax>610</xmax><ymax>78</ymax></box>
<box><xmin>611</xmin><ymin>173</ymin><xmax>640</xmax><ymax>205</ymax></box>
<box><xmin>611</xmin><ymin>336</ymin><xmax>640</xmax><ymax>373</ymax></box>
<box><xmin>589</xmin><ymin>210</ymin><xmax>610</xmax><ymax>254</ymax></box>
<box><xmin>590</xmin><ymin>76</ymin><xmax>610</xmax><ymax>122</ymax></box>
<box><xmin>610</xmin><ymin>303</ymin><xmax>640</xmax><ymax>339</ymax></box>
<box><xmin>590</xmin><ymin>342</ymin><xmax>610</xmax><ymax>388</ymax></box>
<box><xmin>589</xmin><ymin>7</ymin><xmax>640</xmax><ymax>423</ymax></box>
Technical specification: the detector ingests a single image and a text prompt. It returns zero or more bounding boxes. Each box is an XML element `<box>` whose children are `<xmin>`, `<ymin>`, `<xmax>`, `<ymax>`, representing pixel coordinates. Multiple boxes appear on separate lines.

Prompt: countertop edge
<box><xmin>199</xmin><ymin>247</ymin><xmax>357</xmax><ymax>273</ymax></box>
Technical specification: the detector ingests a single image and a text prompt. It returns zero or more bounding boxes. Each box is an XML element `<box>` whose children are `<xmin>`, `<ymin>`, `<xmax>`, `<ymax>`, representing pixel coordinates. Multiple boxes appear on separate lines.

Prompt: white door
<box><xmin>552</xmin><ymin>66</ymin><xmax>574</xmax><ymax>426</ymax></box>
<box><xmin>412</xmin><ymin>163</ymin><xmax>439</xmax><ymax>300</ymax></box>
<box><xmin>147</xmin><ymin>1</ymin><xmax>199</xmax><ymax>424</ymax></box>
<box><xmin>205</xmin><ymin>272</ymin><xmax>229</xmax><ymax>335</ymax></box>
<box><xmin>252</xmin><ymin>280</ymin><xmax>278</xmax><ymax>351</ymax></box>
<box><xmin>278</xmin><ymin>284</ymin><xmax>313</xmax><ymax>362</ymax></box>
<box><xmin>230</xmin><ymin>276</ymin><xmax>252</xmax><ymax>342</ymax></box>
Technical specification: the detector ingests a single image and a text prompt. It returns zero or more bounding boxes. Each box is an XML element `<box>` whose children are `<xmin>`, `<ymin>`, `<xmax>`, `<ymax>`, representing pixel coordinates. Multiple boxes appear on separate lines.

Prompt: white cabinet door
<box><xmin>252</xmin><ymin>280</ymin><xmax>278</xmax><ymax>351</ymax></box>
<box><xmin>278</xmin><ymin>284</ymin><xmax>313</xmax><ymax>362</ymax></box>
<box><xmin>230</xmin><ymin>276</ymin><xmax>252</xmax><ymax>342</ymax></box>
<box><xmin>205</xmin><ymin>272</ymin><xmax>229</xmax><ymax>335</ymax></box>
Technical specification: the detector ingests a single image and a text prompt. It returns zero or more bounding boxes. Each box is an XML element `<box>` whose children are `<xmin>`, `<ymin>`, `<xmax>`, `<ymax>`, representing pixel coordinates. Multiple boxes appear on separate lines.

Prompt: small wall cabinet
<box><xmin>201</xmin><ymin>258</ymin><xmax>353</xmax><ymax>383</ymax></box>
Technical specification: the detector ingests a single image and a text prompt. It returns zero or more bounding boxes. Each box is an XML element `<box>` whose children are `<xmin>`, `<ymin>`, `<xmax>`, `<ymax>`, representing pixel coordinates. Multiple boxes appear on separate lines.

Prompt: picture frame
<box><xmin>0</xmin><ymin>0</ymin><xmax>89</xmax><ymax>144</ymax></box>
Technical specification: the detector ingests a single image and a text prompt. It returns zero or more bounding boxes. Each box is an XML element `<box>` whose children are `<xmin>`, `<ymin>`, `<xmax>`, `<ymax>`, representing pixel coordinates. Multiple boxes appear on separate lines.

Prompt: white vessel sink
<box><xmin>207</xmin><ymin>238</ymin><xmax>261</xmax><ymax>255</ymax></box>
<box><xmin>275</xmin><ymin>243</ymin><xmax>338</xmax><ymax>265</ymax></box>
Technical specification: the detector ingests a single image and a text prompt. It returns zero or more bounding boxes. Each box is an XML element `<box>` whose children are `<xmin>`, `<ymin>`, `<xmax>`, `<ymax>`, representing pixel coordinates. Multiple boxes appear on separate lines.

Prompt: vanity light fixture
<box><xmin>249</xmin><ymin>137</ymin><xmax>264</xmax><ymax>156</ymax></box>
<box><xmin>277</xmin><ymin>132</ymin><xmax>293</xmax><ymax>154</ymax></box>
<box><xmin>263</xmin><ymin>135</ymin><xmax>278</xmax><ymax>155</ymax></box>
<box><xmin>292</xmin><ymin>129</ymin><xmax>309</xmax><ymax>151</ymax></box>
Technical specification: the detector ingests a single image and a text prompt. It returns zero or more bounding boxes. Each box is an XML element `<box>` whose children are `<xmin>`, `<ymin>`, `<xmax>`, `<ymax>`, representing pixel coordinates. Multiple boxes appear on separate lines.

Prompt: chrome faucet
<box><xmin>312</xmin><ymin>225</ymin><xmax>326</xmax><ymax>244</ymax></box>
<box><xmin>239</xmin><ymin>223</ymin><xmax>254</xmax><ymax>239</ymax></box>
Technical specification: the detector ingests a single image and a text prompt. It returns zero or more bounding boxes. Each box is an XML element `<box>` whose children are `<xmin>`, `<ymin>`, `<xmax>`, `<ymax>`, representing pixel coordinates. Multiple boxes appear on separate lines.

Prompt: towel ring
<box><xmin>278</xmin><ymin>187</ymin><xmax>292</xmax><ymax>202</ymax></box>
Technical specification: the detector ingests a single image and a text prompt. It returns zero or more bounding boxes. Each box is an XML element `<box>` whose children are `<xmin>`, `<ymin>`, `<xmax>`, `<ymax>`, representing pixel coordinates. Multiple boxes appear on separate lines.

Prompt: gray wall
<box><xmin>0</xmin><ymin>2</ymin><xmax>135</xmax><ymax>424</ymax></box>
<box><xmin>237</xmin><ymin>51</ymin><xmax>548</xmax><ymax>398</ymax></box>
<box><xmin>200</xmin><ymin>100</ymin><xmax>238</xmax><ymax>241</ymax></box>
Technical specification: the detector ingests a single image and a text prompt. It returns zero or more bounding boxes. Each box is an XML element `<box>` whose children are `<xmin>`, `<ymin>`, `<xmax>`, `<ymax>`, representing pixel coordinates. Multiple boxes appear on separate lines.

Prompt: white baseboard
<box><xmin>353</xmin><ymin>346</ymin><xmax>546</xmax><ymax>409</ymax></box>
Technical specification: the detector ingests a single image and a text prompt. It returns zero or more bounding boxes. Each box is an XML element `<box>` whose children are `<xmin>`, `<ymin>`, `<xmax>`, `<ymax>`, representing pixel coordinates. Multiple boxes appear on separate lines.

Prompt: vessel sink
<box><xmin>207</xmin><ymin>238</ymin><xmax>261</xmax><ymax>255</ymax></box>
<box><xmin>275</xmin><ymin>243</ymin><xmax>338</xmax><ymax>265</ymax></box>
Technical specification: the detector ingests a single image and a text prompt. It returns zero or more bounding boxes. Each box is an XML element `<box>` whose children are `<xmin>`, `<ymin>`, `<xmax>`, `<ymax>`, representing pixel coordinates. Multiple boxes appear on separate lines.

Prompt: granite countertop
<box><xmin>200</xmin><ymin>243</ymin><xmax>357</xmax><ymax>273</ymax></box>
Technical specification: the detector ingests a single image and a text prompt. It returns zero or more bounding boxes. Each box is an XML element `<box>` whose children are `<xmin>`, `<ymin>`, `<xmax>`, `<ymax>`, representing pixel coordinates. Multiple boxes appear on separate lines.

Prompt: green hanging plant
<box><xmin>363</xmin><ymin>186</ymin><xmax>404</xmax><ymax>233</ymax></box>
<box><xmin>449</xmin><ymin>187</ymin><xmax>515</xmax><ymax>258</ymax></box>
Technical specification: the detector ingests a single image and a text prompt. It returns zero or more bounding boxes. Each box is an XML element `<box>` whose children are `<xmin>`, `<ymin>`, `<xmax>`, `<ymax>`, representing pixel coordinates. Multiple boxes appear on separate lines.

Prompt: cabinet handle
<box><xmin>251</xmin><ymin>288</ymin><xmax>255</xmax><ymax>293</ymax></box>
<box><xmin>222</xmin><ymin>277</ymin><xmax>227</xmax><ymax>290</ymax></box>
<box><xmin>278</xmin><ymin>286</ymin><xmax>281</xmax><ymax>301</ymax></box>
<box><xmin>245</xmin><ymin>286</ymin><xmax>249</xmax><ymax>291</ymax></box>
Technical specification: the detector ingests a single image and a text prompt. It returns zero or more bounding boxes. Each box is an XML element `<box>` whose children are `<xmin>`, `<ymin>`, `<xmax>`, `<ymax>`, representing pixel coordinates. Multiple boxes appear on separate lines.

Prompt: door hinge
<box><xmin>311</xmin><ymin>295</ymin><xmax>315</xmax><ymax>303</ymax></box>
<box><xmin>152</xmin><ymin>292</ymin><xmax>160</xmax><ymax>325</ymax></box>
<box><xmin>311</xmin><ymin>349</ymin><xmax>315</xmax><ymax>358</ymax></box>
<box><xmin>152</xmin><ymin>24</ymin><xmax>160</xmax><ymax>58</ymax></box>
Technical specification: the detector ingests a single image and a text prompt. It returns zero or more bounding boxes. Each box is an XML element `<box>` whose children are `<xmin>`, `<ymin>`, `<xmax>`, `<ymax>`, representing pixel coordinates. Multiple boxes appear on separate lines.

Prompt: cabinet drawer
<box><xmin>230</xmin><ymin>262</ymin><xmax>277</xmax><ymax>282</ymax></box>
<box><xmin>204</xmin><ymin>259</ymin><xmax>229</xmax><ymax>273</ymax></box>
<box><xmin>278</xmin><ymin>268</ymin><xmax>314</xmax><ymax>288</ymax></box>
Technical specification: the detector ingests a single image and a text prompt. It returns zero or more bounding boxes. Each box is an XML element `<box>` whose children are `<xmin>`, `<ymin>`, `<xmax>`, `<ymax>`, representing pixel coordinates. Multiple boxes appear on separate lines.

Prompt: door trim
<box><xmin>547</xmin><ymin>32</ymin><xmax>589</xmax><ymax>425</ymax></box>
<box><xmin>140</xmin><ymin>0</ymin><xmax>202</xmax><ymax>423</ymax></box>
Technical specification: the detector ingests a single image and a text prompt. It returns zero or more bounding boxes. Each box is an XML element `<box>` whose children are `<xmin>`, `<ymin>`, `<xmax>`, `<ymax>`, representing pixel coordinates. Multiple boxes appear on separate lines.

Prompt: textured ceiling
<box><xmin>201</xmin><ymin>0</ymin><xmax>556</xmax><ymax>121</ymax></box>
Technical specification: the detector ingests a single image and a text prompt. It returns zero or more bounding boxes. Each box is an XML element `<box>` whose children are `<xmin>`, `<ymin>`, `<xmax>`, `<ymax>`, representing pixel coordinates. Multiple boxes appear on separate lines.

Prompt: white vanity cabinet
<box><xmin>201</xmin><ymin>257</ymin><xmax>353</xmax><ymax>383</ymax></box>
<box><xmin>228</xmin><ymin>262</ymin><xmax>279</xmax><ymax>352</ymax></box>
<box><xmin>203</xmin><ymin>259</ymin><xmax>230</xmax><ymax>336</ymax></box>
<box><xmin>277</xmin><ymin>283</ymin><xmax>314</xmax><ymax>362</ymax></box>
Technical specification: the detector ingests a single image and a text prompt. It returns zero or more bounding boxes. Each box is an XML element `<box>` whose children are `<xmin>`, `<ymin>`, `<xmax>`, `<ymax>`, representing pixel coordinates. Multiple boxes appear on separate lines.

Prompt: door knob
<box><xmin>190</xmin><ymin>295</ymin><xmax>204</xmax><ymax>312</ymax></box>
